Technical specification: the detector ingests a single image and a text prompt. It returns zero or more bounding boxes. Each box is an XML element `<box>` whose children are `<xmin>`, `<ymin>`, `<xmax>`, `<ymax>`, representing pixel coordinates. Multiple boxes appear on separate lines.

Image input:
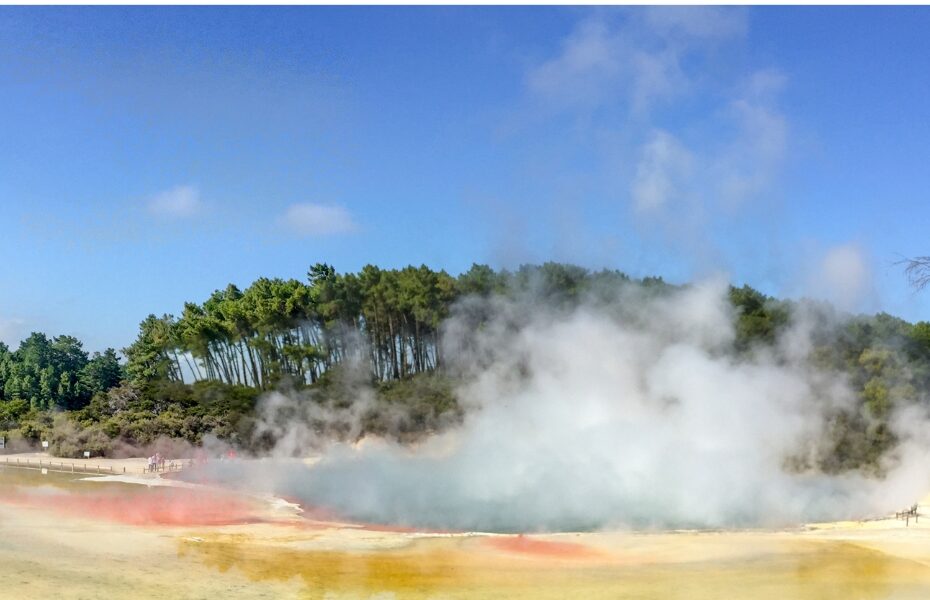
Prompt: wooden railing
<box><xmin>1</xmin><ymin>456</ymin><xmax>118</xmax><ymax>474</ymax></box>
<box><xmin>896</xmin><ymin>504</ymin><xmax>920</xmax><ymax>526</ymax></box>
<box><xmin>143</xmin><ymin>461</ymin><xmax>186</xmax><ymax>474</ymax></box>
<box><xmin>1</xmin><ymin>456</ymin><xmax>185</xmax><ymax>475</ymax></box>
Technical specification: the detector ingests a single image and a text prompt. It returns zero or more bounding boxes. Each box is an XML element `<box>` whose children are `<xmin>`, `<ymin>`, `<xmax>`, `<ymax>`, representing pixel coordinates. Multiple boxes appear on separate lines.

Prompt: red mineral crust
<box><xmin>2</xmin><ymin>487</ymin><xmax>262</xmax><ymax>526</ymax></box>
<box><xmin>485</xmin><ymin>535</ymin><xmax>600</xmax><ymax>559</ymax></box>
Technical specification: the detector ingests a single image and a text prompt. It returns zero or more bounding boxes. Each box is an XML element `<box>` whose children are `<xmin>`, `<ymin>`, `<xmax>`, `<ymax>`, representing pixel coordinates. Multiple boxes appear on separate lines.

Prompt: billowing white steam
<box><xmin>220</xmin><ymin>279</ymin><xmax>930</xmax><ymax>532</ymax></box>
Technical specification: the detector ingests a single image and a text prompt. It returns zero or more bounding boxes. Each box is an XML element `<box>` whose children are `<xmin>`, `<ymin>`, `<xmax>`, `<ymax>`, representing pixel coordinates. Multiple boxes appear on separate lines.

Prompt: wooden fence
<box><xmin>896</xmin><ymin>504</ymin><xmax>920</xmax><ymax>527</ymax></box>
<box><xmin>1</xmin><ymin>456</ymin><xmax>184</xmax><ymax>475</ymax></box>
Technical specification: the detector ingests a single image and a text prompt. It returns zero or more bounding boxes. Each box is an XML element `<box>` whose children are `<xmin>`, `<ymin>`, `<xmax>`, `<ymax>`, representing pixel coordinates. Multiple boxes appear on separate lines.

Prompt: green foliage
<box><xmin>47</xmin><ymin>413</ymin><xmax>110</xmax><ymax>458</ymax></box>
<box><xmin>729</xmin><ymin>285</ymin><xmax>790</xmax><ymax>351</ymax></box>
<box><xmin>81</xmin><ymin>348</ymin><xmax>123</xmax><ymax>395</ymax></box>
<box><xmin>816</xmin><ymin>411</ymin><xmax>896</xmax><ymax>476</ymax></box>
<box><xmin>370</xmin><ymin>373</ymin><xmax>462</xmax><ymax>440</ymax></box>
<box><xmin>123</xmin><ymin>314</ymin><xmax>181</xmax><ymax>383</ymax></box>
<box><xmin>457</xmin><ymin>263</ymin><xmax>506</xmax><ymax>297</ymax></box>
<box><xmin>5</xmin><ymin>263</ymin><xmax>930</xmax><ymax>475</ymax></box>
<box><xmin>0</xmin><ymin>333</ymin><xmax>122</xmax><ymax>411</ymax></box>
<box><xmin>0</xmin><ymin>398</ymin><xmax>29</xmax><ymax>431</ymax></box>
<box><xmin>120</xmin><ymin>263</ymin><xmax>662</xmax><ymax>389</ymax></box>
<box><xmin>14</xmin><ymin>408</ymin><xmax>53</xmax><ymax>443</ymax></box>
<box><xmin>85</xmin><ymin>380</ymin><xmax>259</xmax><ymax>446</ymax></box>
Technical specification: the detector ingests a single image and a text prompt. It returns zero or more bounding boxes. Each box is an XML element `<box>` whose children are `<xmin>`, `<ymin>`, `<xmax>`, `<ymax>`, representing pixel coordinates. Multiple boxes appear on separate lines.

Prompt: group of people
<box><xmin>143</xmin><ymin>449</ymin><xmax>236</xmax><ymax>473</ymax></box>
<box><xmin>146</xmin><ymin>452</ymin><xmax>168</xmax><ymax>473</ymax></box>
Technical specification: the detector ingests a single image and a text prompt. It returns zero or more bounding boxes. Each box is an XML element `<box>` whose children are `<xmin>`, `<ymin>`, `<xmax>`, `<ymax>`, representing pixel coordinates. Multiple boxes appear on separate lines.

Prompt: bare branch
<box><xmin>898</xmin><ymin>256</ymin><xmax>930</xmax><ymax>291</ymax></box>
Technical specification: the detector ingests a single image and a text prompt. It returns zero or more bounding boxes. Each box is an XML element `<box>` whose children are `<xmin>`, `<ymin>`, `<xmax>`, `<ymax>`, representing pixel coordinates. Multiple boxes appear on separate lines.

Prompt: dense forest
<box><xmin>2</xmin><ymin>262</ymin><xmax>930</xmax><ymax>470</ymax></box>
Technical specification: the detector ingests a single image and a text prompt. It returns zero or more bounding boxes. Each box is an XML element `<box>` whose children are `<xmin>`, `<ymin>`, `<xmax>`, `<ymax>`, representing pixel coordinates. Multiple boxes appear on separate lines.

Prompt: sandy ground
<box><xmin>4</xmin><ymin>459</ymin><xmax>930</xmax><ymax>599</ymax></box>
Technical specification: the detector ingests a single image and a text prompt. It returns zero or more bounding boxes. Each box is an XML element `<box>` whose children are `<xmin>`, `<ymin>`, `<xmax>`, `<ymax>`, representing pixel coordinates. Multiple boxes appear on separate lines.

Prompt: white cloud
<box><xmin>716</xmin><ymin>69</ymin><xmax>789</xmax><ymax>206</ymax></box>
<box><xmin>147</xmin><ymin>185</ymin><xmax>202</xmax><ymax>218</ymax></box>
<box><xmin>629</xmin><ymin>49</ymin><xmax>686</xmax><ymax>114</ymax></box>
<box><xmin>525</xmin><ymin>18</ymin><xmax>623</xmax><ymax>110</ymax></box>
<box><xmin>514</xmin><ymin>8</ymin><xmax>792</xmax><ymax>273</ymax></box>
<box><xmin>629</xmin><ymin>68</ymin><xmax>789</xmax><ymax>221</ymax></box>
<box><xmin>525</xmin><ymin>8</ymin><xmax>746</xmax><ymax>114</ymax></box>
<box><xmin>521</xmin><ymin>9</ymin><xmax>788</xmax><ymax>219</ymax></box>
<box><xmin>744</xmin><ymin>68</ymin><xmax>788</xmax><ymax>98</ymax></box>
<box><xmin>643</xmin><ymin>6</ymin><xmax>748</xmax><ymax>41</ymax></box>
<box><xmin>631</xmin><ymin>130</ymin><xmax>693</xmax><ymax>213</ymax></box>
<box><xmin>282</xmin><ymin>203</ymin><xmax>358</xmax><ymax>236</ymax></box>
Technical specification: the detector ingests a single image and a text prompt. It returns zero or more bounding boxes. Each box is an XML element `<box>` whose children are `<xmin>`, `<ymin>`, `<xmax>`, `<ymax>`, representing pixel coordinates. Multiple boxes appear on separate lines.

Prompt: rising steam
<box><xmin>205</xmin><ymin>278</ymin><xmax>930</xmax><ymax>532</ymax></box>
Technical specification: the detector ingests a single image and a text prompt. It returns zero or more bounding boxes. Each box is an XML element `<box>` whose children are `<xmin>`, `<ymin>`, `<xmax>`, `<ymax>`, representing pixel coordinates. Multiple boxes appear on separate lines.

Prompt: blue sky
<box><xmin>2</xmin><ymin>6</ymin><xmax>930</xmax><ymax>352</ymax></box>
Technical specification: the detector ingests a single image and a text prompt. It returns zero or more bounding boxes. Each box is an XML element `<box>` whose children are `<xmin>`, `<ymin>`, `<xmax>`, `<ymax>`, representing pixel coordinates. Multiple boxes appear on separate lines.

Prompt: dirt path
<box><xmin>2</xmin><ymin>451</ymin><xmax>183</xmax><ymax>475</ymax></box>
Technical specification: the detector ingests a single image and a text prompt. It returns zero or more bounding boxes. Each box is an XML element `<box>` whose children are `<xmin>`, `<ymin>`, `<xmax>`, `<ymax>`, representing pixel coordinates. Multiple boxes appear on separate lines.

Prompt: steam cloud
<box><xmin>206</xmin><ymin>279</ymin><xmax>930</xmax><ymax>532</ymax></box>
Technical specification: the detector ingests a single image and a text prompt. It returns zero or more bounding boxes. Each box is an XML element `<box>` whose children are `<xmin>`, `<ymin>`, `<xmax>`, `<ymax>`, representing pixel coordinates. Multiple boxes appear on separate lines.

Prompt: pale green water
<box><xmin>4</xmin><ymin>465</ymin><xmax>930</xmax><ymax>599</ymax></box>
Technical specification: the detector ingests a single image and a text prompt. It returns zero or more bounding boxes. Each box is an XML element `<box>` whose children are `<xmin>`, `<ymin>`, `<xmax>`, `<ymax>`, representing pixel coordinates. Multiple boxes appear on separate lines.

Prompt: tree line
<box><xmin>3</xmin><ymin>261</ymin><xmax>930</xmax><ymax>470</ymax></box>
<box><xmin>0</xmin><ymin>334</ymin><xmax>122</xmax><ymax>411</ymax></box>
<box><xmin>123</xmin><ymin>262</ymin><xmax>642</xmax><ymax>389</ymax></box>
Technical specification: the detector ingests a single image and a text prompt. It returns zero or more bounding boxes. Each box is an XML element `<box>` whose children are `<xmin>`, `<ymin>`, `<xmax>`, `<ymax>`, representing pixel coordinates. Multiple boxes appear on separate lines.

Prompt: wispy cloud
<box><xmin>281</xmin><ymin>203</ymin><xmax>358</xmax><ymax>236</ymax></box>
<box><xmin>513</xmin><ymin>7</ymin><xmax>789</xmax><ymax>277</ymax></box>
<box><xmin>715</xmin><ymin>69</ymin><xmax>789</xmax><ymax>207</ymax></box>
<box><xmin>630</xmin><ymin>68</ymin><xmax>789</xmax><ymax>218</ymax></box>
<box><xmin>524</xmin><ymin>9</ymin><xmax>787</xmax><ymax>217</ymax></box>
<box><xmin>526</xmin><ymin>8</ymin><xmax>747</xmax><ymax>115</ymax></box>
<box><xmin>631</xmin><ymin>130</ymin><xmax>694</xmax><ymax>213</ymax></box>
<box><xmin>642</xmin><ymin>6</ymin><xmax>748</xmax><ymax>41</ymax></box>
<box><xmin>0</xmin><ymin>317</ymin><xmax>26</xmax><ymax>348</ymax></box>
<box><xmin>147</xmin><ymin>185</ymin><xmax>202</xmax><ymax>219</ymax></box>
<box><xmin>526</xmin><ymin>18</ymin><xmax>624</xmax><ymax>111</ymax></box>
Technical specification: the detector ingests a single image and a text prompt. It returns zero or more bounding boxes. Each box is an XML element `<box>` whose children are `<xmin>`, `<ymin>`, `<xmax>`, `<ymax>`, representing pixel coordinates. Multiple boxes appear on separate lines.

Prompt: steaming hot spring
<box><xmin>6</xmin><ymin>281</ymin><xmax>930</xmax><ymax>598</ymax></box>
<box><xmin>181</xmin><ymin>281</ymin><xmax>930</xmax><ymax>534</ymax></box>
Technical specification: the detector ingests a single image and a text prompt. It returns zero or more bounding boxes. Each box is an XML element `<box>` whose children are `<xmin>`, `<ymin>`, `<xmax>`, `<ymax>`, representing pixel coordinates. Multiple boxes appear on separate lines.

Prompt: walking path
<box><xmin>1</xmin><ymin>452</ymin><xmax>184</xmax><ymax>476</ymax></box>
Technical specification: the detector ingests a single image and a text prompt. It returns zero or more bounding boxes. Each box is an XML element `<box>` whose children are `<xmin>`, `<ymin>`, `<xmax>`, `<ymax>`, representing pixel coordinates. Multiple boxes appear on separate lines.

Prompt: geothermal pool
<box><xmin>4</xmin><ymin>463</ymin><xmax>930</xmax><ymax>599</ymax></box>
